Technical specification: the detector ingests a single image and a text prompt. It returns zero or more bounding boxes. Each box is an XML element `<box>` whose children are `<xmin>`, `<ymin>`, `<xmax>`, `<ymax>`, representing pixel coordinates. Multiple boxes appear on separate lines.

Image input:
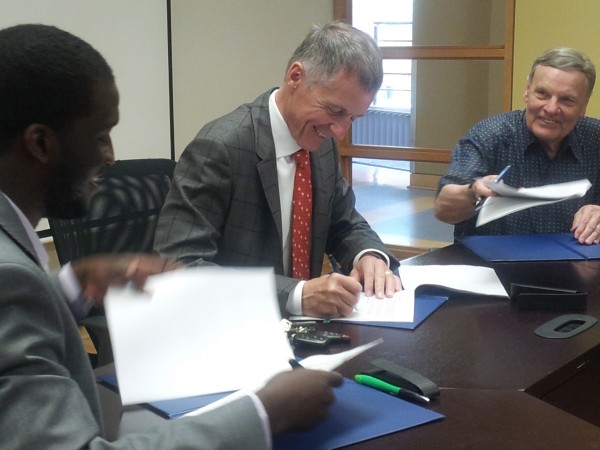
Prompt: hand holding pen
<box><xmin>494</xmin><ymin>164</ymin><xmax>511</xmax><ymax>183</ymax></box>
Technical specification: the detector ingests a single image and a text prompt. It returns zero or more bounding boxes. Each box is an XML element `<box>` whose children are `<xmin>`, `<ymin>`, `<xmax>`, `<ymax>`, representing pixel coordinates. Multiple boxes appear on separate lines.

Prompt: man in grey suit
<box><xmin>0</xmin><ymin>24</ymin><xmax>342</xmax><ymax>449</ymax></box>
<box><xmin>155</xmin><ymin>22</ymin><xmax>402</xmax><ymax>319</ymax></box>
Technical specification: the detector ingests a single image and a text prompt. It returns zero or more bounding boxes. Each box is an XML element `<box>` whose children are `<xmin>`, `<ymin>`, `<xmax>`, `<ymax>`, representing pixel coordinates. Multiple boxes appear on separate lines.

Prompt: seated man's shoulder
<box><xmin>465</xmin><ymin>110</ymin><xmax>524</xmax><ymax>143</ymax></box>
<box><xmin>576</xmin><ymin>115</ymin><xmax>600</xmax><ymax>132</ymax></box>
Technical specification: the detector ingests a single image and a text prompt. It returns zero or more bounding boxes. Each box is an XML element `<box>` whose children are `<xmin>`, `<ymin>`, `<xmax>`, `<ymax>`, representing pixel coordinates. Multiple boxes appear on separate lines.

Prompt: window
<box><xmin>334</xmin><ymin>0</ymin><xmax>515</xmax><ymax>186</ymax></box>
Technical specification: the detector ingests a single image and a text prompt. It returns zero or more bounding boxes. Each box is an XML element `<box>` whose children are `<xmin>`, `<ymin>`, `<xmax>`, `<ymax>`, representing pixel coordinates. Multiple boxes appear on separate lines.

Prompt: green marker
<box><xmin>354</xmin><ymin>374</ymin><xmax>430</xmax><ymax>404</ymax></box>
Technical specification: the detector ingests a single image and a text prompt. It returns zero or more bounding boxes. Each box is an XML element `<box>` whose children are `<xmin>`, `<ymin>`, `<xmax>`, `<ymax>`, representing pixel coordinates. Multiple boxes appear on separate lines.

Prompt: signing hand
<box><xmin>301</xmin><ymin>273</ymin><xmax>362</xmax><ymax>318</ymax></box>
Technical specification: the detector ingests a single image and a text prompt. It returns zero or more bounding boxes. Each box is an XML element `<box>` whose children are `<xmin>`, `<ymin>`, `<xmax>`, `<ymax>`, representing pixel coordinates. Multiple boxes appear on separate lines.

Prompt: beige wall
<box><xmin>0</xmin><ymin>1</ymin><xmax>333</xmax><ymax>161</ymax></box>
<box><xmin>512</xmin><ymin>0</ymin><xmax>600</xmax><ymax>117</ymax></box>
<box><xmin>0</xmin><ymin>0</ymin><xmax>171</xmax><ymax>160</ymax></box>
<box><xmin>170</xmin><ymin>0</ymin><xmax>332</xmax><ymax>156</ymax></box>
<box><xmin>411</xmin><ymin>0</ymin><xmax>505</xmax><ymax>182</ymax></box>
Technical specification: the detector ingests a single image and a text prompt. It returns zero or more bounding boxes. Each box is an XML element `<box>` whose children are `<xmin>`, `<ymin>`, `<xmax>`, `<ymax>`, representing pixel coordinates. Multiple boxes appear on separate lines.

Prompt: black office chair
<box><xmin>48</xmin><ymin>158</ymin><xmax>176</xmax><ymax>367</ymax></box>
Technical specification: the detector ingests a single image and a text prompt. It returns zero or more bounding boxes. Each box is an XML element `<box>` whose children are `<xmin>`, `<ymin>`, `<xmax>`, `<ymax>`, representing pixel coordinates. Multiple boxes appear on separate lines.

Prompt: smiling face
<box><xmin>277</xmin><ymin>62</ymin><xmax>375</xmax><ymax>151</ymax></box>
<box><xmin>524</xmin><ymin>65</ymin><xmax>590</xmax><ymax>156</ymax></box>
<box><xmin>45</xmin><ymin>80</ymin><xmax>119</xmax><ymax>219</ymax></box>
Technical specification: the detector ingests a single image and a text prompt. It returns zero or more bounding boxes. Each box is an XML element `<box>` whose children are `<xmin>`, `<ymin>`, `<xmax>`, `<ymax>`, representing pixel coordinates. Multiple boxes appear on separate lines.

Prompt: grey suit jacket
<box><xmin>155</xmin><ymin>90</ymin><xmax>399</xmax><ymax>312</ymax></box>
<box><xmin>0</xmin><ymin>193</ymin><xmax>267</xmax><ymax>449</ymax></box>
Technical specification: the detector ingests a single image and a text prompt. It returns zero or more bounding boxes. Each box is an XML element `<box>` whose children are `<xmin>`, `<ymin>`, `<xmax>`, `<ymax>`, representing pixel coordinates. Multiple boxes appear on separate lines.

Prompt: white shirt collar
<box><xmin>269</xmin><ymin>89</ymin><xmax>301</xmax><ymax>158</ymax></box>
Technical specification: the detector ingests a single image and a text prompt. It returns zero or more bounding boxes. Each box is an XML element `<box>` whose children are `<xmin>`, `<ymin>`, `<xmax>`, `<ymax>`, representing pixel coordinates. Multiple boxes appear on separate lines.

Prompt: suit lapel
<box><xmin>309</xmin><ymin>141</ymin><xmax>338</xmax><ymax>276</ymax></box>
<box><xmin>0</xmin><ymin>193</ymin><xmax>42</xmax><ymax>268</ymax></box>
<box><xmin>253</xmin><ymin>91</ymin><xmax>284</xmax><ymax>244</ymax></box>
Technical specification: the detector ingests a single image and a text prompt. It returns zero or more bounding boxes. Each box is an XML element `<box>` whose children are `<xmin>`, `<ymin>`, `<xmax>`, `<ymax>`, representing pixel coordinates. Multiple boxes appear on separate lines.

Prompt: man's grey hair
<box><xmin>286</xmin><ymin>21</ymin><xmax>383</xmax><ymax>93</ymax></box>
<box><xmin>528</xmin><ymin>47</ymin><xmax>596</xmax><ymax>96</ymax></box>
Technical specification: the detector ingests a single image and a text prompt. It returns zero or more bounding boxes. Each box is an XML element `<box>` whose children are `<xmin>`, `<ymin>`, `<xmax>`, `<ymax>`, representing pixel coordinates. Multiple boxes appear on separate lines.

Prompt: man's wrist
<box><xmin>354</xmin><ymin>249</ymin><xmax>390</xmax><ymax>267</ymax></box>
<box><xmin>467</xmin><ymin>181</ymin><xmax>482</xmax><ymax>208</ymax></box>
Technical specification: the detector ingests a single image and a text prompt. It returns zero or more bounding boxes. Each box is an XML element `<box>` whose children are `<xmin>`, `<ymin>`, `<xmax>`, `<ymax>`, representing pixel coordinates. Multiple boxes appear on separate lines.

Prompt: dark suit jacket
<box><xmin>155</xmin><ymin>90</ymin><xmax>399</xmax><ymax>311</ymax></box>
<box><xmin>0</xmin><ymin>193</ymin><xmax>267</xmax><ymax>449</ymax></box>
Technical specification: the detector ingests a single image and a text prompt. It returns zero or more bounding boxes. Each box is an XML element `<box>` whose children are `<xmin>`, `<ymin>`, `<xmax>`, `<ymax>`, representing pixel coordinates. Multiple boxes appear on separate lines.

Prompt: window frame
<box><xmin>333</xmin><ymin>0</ymin><xmax>516</xmax><ymax>180</ymax></box>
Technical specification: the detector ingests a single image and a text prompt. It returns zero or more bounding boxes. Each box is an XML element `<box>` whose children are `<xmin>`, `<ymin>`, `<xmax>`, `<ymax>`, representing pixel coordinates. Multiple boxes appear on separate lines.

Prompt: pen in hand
<box><xmin>289</xmin><ymin>358</ymin><xmax>303</xmax><ymax>369</ymax></box>
<box><xmin>494</xmin><ymin>164</ymin><xmax>511</xmax><ymax>183</ymax></box>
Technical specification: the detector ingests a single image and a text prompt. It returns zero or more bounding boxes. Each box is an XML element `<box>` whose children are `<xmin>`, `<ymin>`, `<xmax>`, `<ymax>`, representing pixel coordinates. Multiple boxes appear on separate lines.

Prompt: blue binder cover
<box><xmin>348</xmin><ymin>294</ymin><xmax>448</xmax><ymax>330</ymax></box>
<box><xmin>97</xmin><ymin>372</ymin><xmax>232</xmax><ymax>419</ymax></box>
<box><xmin>458</xmin><ymin>233</ymin><xmax>600</xmax><ymax>262</ymax></box>
<box><xmin>98</xmin><ymin>378</ymin><xmax>445</xmax><ymax>445</ymax></box>
<box><xmin>273</xmin><ymin>379</ymin><xmax>444</xmax><ymax>450</ymax></box>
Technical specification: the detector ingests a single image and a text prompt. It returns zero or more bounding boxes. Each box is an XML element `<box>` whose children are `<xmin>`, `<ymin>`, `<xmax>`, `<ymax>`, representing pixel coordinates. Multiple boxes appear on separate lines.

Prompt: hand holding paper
<box><xmin>477</xmin><ymin>178</ymin><xmax>591</xmax><ymax>226</ymax></box>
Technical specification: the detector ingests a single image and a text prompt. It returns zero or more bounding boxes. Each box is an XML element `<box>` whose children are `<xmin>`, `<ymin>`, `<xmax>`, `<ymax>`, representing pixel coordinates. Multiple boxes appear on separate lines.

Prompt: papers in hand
<box><xmin>477</xmin><ymin>178</ymin><xmax>591</xmax><ymax>226</ymax></box>
<box><xmin>105</xmin><ymin>267</ymin><xmax>383</xmax><ymax>406</ymax></box>
<box><xmin>105</xmin><ymin>267</ymin><xmax>294</xmax><ymax>405</ymax></box>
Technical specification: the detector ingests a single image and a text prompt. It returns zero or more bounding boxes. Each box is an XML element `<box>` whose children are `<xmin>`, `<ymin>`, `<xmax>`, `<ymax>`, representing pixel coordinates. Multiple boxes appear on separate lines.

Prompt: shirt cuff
<box><xmin>57</xmin><ymin>263</ymin><xmax>95</xmax><ymax>320</ymax></box>
<box><xmin>247</xmin><ymin>392</ymin><xmax>272</xmax><ymax>449</ymax></box>
<box><xmin>285</xmin><ymin>280</ymin><xmax>305</xmax><ymax>315</ymax></box>
<box><xmin>353</xmin><ymin>249</ymin><xmax>390</xmax><ymax>268</ymax></box>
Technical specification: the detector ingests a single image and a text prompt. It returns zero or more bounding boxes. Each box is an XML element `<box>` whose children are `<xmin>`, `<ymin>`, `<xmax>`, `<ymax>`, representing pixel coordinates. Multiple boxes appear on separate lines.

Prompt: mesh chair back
<box><xmin>49</xmin><ymin>158</ymin><xmax>176</xmax><ymax>264</ymax></box>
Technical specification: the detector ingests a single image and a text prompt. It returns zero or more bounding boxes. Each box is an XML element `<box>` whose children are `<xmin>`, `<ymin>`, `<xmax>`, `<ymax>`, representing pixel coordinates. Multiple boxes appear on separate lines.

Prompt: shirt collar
<box><xmin>269</xmin><ymin>89</ymin><xmax>301</xmax><ymax>158</ymax></box>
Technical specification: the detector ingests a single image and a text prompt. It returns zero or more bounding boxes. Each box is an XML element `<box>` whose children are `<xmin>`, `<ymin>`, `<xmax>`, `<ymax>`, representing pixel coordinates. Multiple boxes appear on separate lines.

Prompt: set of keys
<box><xmin>282</xmin><ymin>320</ymin><xmax>351</xmax><ymax>347</ymax></box>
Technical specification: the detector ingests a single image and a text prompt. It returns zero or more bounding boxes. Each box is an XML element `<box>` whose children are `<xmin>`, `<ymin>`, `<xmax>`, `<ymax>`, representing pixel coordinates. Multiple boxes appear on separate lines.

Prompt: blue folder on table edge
<box><xmin>458</xmin><ymin>233</ymin><xmax>600</xmax><ymax>262</ymax></box>
<box><xmin>97</xmin><ymin>375</ymin><xmax>443</xmax><ymax>449</ymax></box>
<box><xmin>329</xmin><ymin>293</ymin><xmax>448</xmax><ymax>330</ymax></box>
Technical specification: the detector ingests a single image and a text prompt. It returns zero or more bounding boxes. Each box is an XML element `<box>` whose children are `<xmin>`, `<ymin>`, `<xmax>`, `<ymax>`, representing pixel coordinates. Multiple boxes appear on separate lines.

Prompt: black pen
<box><xmin>494</xmin><ymin>164</ymin><xmax>511</xmax><ymax>183</ymax></box>
<box><xmin>289</xmin><ymin>358</ymin><xmax>303</xmax><ymax>369</ymax></box>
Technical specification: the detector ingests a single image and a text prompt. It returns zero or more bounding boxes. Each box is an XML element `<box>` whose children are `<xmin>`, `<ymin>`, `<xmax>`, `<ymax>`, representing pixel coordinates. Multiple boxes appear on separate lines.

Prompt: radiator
<box><xmin>351</xmin><ymin>108</ymin><xmax>412</xmax><ymax>147</ymax></box>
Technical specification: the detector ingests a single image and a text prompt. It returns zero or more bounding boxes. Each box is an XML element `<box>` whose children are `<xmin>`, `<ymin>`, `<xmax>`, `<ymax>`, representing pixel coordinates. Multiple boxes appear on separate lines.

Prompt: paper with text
<box><xmin>290</xmin><ymin>289</ymin><xmax>415</xmax><ymax>323</ymax></box>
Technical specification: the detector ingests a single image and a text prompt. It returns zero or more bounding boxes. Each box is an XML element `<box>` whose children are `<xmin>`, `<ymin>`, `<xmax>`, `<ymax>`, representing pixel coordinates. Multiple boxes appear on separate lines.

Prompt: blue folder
<box><xmin>347</xmin><ymin>294</ymin><xmax>448</xmax><ymax>330</ymax></box>
<box><xmin>98</xmin><ymin>374</ymin><xmax>443</xmax><ymax>448</ymax></box>
<box><xmin>273</xmin><ymin>379</ymin><xmax>444</xmax><ymax>450</ymax></box>
<box><xmin>458</xmin><ymin>233</ymin><xmax>600</xmax><ymax>262</ymax></box>
<box><xmin>98</xmin><ymin>372</ymin><xmax>233</xmax><ymax>419</ymax></box>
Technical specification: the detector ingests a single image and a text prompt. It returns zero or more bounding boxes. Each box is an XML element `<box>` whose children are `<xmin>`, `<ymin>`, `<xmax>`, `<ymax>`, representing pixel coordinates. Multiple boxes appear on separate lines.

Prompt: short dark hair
<box><xmin>0</xmin><ymin>24</ymin><xmax>114</xmax><ymax>150</ymax></box>
<box><xmin>286</xmin><ymin>21</ymin><xmax>383</xmax><ymax>93</ymax></box>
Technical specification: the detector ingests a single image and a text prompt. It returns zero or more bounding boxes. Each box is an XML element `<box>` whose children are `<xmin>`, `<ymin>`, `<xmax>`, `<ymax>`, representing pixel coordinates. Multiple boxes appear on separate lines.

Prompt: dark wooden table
<box><xmin>98</xmin><ymin>243</ymin><xmax>600</xmax><ymax>446</ymax></box>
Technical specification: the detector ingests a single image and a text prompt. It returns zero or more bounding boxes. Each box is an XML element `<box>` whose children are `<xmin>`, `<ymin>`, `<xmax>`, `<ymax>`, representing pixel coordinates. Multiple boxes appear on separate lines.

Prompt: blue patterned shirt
<box><xmin>439</xmin><ymin>110</ymin><xmax>600</xmax><ymax>237</ymax></box>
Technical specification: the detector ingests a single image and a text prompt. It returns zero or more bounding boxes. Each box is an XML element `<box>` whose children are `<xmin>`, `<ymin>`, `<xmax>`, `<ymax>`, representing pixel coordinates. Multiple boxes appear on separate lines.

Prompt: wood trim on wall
<box><xmin>333</xmin><ymin>0</ymin><xmax>516</xmax><ymax>182</ymax></box>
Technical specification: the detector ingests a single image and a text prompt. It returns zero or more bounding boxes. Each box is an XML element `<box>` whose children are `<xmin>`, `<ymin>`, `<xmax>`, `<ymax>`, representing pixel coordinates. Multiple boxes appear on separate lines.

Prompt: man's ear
<box><xmin>21</xmin><ymin>124</ymin><xmax>57</xmax><ymax>164</ymax></box>
<box><xmin>286</xmin><ymin>61</ymin><xmax>305</xmax><ymax>88</ymax></box>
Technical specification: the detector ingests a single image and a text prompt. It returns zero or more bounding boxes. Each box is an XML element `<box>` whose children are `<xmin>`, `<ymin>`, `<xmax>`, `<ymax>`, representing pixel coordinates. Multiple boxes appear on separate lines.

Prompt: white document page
<box><xmin>183</xmin><ymin>338</ymin><xmax>384</xmax><ymax>418</ymax></box>
<box><xmin>105</xmin><ymin>267</ymin><xmax>294</xmax><ymax>405</ymax></box>
<box><xmin>290</xmin><ymin>289</ymin><xmax>415</xmax><ymax>323</ymax></box>
<box><xmin>477</xmin><ymin>179</ymin><xmax>591</xmax><ymax>226</ymax></box>
<box><xmin>400</xmin><ymin>264</ymin><xmax>508</xmax><ymax>298</ymax></box>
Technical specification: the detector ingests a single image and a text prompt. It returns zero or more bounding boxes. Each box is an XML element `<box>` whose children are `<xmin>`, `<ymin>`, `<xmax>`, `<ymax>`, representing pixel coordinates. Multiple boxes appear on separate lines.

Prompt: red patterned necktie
<box><xmin>291</xmin><ymin>149</ymin><xmax>312</xmax><ymax>280</ymax></box>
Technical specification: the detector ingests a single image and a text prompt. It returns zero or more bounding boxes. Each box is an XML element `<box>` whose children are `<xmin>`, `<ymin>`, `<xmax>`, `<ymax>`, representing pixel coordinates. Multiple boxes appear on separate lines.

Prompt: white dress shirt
<box><xmin>268</xmin><ymin>91</ymin><xmax>389</xmax><ymax>315</ymax></box>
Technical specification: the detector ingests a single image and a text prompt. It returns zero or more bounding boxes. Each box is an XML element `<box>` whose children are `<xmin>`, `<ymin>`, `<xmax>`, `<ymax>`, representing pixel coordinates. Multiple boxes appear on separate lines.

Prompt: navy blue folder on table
<box><xmin>458</xmin><ymin>233</ymin><xmax>600</xmax><ymax>262</ymax></box>
<box><xmin>346</xmin><ymin>294</ymin><xmax>448</xmax><ymax>330</ymax></box>
<box><xmin>98</xmin><ymin>374</ymin><xmax>443</xmax><ymax>448</ymax></box>
<box><xmin>273</xmin><ymin>379</ymin><xmax>444</xmax><ymax>449</ymax></box>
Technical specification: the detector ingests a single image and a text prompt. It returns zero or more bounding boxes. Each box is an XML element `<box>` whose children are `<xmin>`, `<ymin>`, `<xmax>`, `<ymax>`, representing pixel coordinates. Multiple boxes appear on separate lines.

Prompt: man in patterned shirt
<box><xmin>435</xmin><ymin>48</ymin><xmax>600</xmax><ymax>243</ymax></box>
